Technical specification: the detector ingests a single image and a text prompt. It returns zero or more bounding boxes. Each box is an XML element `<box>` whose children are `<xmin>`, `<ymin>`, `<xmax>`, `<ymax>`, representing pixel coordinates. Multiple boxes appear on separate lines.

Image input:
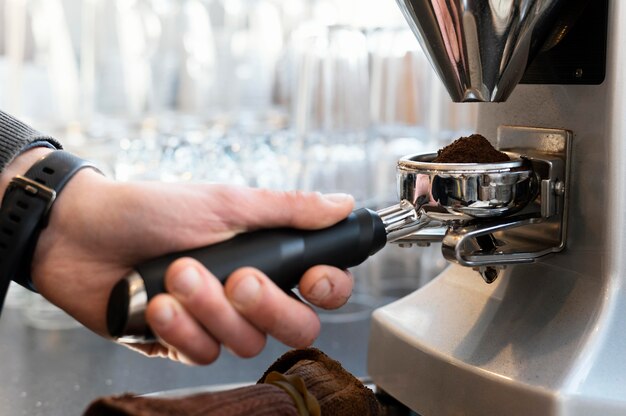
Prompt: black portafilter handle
<box><xmin>107</xmin><ymin>208</ymin><xmax>388</xmax><ymax>342</ymax></box>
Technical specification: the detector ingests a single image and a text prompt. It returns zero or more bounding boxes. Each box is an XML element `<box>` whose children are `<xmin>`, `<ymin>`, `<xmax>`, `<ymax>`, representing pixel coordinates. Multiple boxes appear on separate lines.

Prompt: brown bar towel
<box><xmin>82</xmin><ymin>384</ymin><xmax>298</xmax><ymax>416</ymax></box>
<box><xmin>258</xmin><ymin>348</ymin><xmax>381</xmax><ymax>416</ymax></box>
<box><xmin>83</xmin><ymin>348</ymin><xmax>381</xmax><ymax>416</ymax></box>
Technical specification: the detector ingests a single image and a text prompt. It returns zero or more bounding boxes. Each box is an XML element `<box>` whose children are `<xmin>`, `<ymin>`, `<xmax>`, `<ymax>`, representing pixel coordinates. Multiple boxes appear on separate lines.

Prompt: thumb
<box><xmin>213</xmin><ymin>187</ymin><xmax>355</xmax><ymax>231</ymax></box>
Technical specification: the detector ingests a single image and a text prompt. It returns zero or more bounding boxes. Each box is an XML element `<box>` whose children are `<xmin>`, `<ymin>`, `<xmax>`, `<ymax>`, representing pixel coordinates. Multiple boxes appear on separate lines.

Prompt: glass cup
<box><xmin>367</xmin><ymin>26</ymin><xmax>439</xmax><ymax>207</ymax></box>
<box><xmin>288</xmin><ymin>23</ymin><xmax>372</xmax><ymax>205</ymax></box>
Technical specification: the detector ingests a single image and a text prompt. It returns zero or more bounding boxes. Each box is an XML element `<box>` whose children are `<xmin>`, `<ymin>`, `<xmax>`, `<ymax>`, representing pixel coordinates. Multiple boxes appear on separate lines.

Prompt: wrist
<box><xmin>0</xmin><ymin>150</ymin><xmax>102</xmax><ymax>293</ymax></box>
<box><xmin>0</xmin><ymin>147</ymin><xmax>54</xmax><ymax>201</ymax></box>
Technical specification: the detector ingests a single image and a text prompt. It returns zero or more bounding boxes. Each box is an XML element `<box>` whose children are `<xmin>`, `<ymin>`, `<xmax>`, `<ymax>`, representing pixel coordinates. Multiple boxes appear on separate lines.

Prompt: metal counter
<box><xmin>0</xmin><ymin>294</ymin><xmax>378</xmax><ymax>415</ymax></box>
<box><xmin>0</xmin><ymin>243</ymin><xmax>439</xmax><ymax>415</ymax></box>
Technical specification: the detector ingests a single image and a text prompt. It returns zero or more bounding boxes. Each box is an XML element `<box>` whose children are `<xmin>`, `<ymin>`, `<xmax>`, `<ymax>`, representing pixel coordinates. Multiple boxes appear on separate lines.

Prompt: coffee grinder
<box><xmin>105</xmin><ymin>1</ymin><xmax>624</xmax><ymax>413</ymax></box>
<box><xmin>368</xmin><ymin>0</ymin><xmax>626</xmax><ymax>415</ymax></box>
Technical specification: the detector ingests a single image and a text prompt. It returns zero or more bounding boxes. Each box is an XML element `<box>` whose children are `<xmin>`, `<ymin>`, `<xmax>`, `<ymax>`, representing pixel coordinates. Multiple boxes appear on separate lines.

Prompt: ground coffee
<box><xmin>432</xmin><ymin>134</ymin><xmax>510</xmax><ymax>163</ymax></box>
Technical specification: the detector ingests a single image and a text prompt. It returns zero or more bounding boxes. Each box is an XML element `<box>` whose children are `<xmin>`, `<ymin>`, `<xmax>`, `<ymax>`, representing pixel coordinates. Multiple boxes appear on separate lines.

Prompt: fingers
<box><xmin>145</xmin><ymin>295</ymin><xmax>220</xmax><ymax>365</ymax></box>
<box><xmin>146</xmin><ymin>259</ymin><xmax>267</xmax><ymax>364</ymax></box>
<box><xmin>145</xmin><ymin>258</ymin><xmax>352</xmax><ymax>365</ymax></box>
<box><xmin>297</xmin><ymin>265</ymin><xmax>353</xmax><ymax>309</ymax></box>
<box><xmin>224</xmin><ymin>268</ymin><xmax>321</xmax><ymax>348</ymax></box>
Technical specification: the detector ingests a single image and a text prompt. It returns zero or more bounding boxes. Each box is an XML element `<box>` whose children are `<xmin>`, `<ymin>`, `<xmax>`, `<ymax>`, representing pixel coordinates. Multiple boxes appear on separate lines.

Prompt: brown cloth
<box><xmin>258</xmin><ymin>348</ymin><xmax>381</xmax><ymax>416</ymax></box>
<box><xmin>83</xmin><ymin>348</ymin><xmax>381</xmax><ymax>416</ymax></box>
<box><xmin>83</xmin><ymin>384</ymin><xmax>298</xmax><ymax>416</ymax></box>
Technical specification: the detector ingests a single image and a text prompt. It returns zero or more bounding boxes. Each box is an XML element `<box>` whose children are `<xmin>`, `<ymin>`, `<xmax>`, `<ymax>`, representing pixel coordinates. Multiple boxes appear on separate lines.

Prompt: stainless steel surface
<box><xmin>0</xmin><ymin>231</ymin><xmax>431</xmax><ymax>416</ymax></box>
<box><xmin>370</xmin><ymin>0</ymin><xmax>626</xmax><ymax>414</ymax></box>
<box><xmin>395</xmin><ymin>0</ymin><xmax>575</xmax><ymax>102</ymax></box>
<box><xmin>378</xmin><ymin>200</ymin><xmax>419</xmax><ymax>236</ymax></box>
<box><xmin>377</xmin><ymin>200</ymin><xmax>442</xmax><ymax>244</ymax></box>
<box><xmin>0</xmin><ymin>294</ymin><xmax>380</xmax><ymax>415</ymax></box>
<box><xmin>440</xmin><ymin>210</ymin><xmax>552</xmax><ymax>267</ymax></box>
<box><xmin>439</xmin><ymin>126</ymin><xmax>571</xmax><ymax>268</ymax></box>
<box><xmin>391</xmin><ymin>128</ymin><xmax>570</xmax><ymax>269</ymax></box>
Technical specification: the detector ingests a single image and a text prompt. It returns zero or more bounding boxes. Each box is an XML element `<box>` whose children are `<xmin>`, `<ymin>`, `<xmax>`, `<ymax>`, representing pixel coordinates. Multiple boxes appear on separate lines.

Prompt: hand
<box><xmin>3</xmin><ymin>149</ymin><xmax>355</xmax><ymax>365</ymax></box>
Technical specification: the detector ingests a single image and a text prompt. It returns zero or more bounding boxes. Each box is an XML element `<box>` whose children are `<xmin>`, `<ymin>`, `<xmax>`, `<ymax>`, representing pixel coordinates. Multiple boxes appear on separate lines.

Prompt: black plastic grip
<box><xmin>107</xmin><ymin>208</ymin><xmax>387</xmax><ymax>338</ymax></box>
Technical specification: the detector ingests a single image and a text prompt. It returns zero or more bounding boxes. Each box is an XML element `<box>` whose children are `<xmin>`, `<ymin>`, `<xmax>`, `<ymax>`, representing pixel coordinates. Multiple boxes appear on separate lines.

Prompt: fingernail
<box><xmin>152</xmin><ymin>301</ymin><xmax>175</xmax><ymax>327</ymax></box>
<box><xmin>172</xmin><ymin>266</ymin><xmax>202</xmax><ymax>298</ymax></box>
<box><xmin>230</xmin><ymin>275</ymin><xmax>261</xmax><ymax>307</ymax></box>
<box><xmin>309</xmin><ymin>277</ymin><xmax>332</xmax><ymax>301</ymax></box>
<box><xmin>322</xmin><ymin>193</ymin><xmax>353</xmax><ymax>204</ymax></box>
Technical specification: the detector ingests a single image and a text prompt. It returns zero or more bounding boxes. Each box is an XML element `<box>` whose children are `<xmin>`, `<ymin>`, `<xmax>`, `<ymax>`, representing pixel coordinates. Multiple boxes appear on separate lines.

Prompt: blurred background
<box><xmin>0</xmin><ymin>0</ymin><xmax>480</xmax><ymax>327</ymax></box>
<box><xmin>1</xmin><ymin>0</ymin><xmax>479</xmax><ymax>314</ymax></box>
<box><xmin>0</xmin><ymin>0</ymin><xmax>476</xmax><ymax>413</ymax></box>
<box><xmin>0</xmin><ymin>0</ymin><xmax>477</xmax><ymax>194</ymax></box>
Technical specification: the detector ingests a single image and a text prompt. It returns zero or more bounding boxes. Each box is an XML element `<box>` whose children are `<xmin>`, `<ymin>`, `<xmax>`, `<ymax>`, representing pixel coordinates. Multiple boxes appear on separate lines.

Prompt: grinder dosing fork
<box><xmin>392</xmin><ymin>125</ymin><xmax>570</xmax><ymax>281</ymax></box>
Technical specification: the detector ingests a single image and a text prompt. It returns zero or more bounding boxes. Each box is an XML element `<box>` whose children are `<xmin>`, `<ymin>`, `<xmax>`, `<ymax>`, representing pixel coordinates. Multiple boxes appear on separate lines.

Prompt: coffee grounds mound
<box><xmin>432</xmin><ymin>134</ymin><xmax>510</xmax><ymax>163</ymax></box>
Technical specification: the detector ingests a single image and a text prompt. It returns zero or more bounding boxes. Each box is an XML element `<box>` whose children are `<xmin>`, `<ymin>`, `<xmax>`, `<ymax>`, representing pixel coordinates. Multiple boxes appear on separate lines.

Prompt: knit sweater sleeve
<box><xmin>0</xmin><ymin>110</ymin><xmax>63</xmax><ymax>173</ymax></box>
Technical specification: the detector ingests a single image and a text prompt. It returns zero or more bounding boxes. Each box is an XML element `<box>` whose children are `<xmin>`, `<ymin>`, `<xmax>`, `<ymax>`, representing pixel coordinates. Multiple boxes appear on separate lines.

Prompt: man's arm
<box><xmin>0</xmin><ymin>112</ymin><xmax>356</xmax><ymax>365</ymax></box>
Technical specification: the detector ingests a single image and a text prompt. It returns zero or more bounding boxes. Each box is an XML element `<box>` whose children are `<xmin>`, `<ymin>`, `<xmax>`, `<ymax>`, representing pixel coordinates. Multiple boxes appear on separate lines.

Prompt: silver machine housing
<box><xmin>368</xmin><ymin>0</ymin><xmax>626</xmax><ymax>415</ymax></box>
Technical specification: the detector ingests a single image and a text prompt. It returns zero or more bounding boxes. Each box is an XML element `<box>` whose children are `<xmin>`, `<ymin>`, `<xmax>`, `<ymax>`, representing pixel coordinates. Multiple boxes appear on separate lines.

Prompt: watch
<box><xmin>0</xmin><ymin>151</ymin><xmax>99</xmax><ymax>310</ymax></box>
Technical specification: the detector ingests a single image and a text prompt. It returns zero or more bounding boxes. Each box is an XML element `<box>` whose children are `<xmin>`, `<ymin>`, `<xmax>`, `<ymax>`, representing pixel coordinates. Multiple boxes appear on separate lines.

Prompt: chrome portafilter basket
<box><xmin>380</xmin><ymin>126</ymin><xmax>571</xmax><ymax>282</ymax></box>
<box><xmin>397</xmin><ymin>153</ymin><xmax>537</xmax><ymax>220</ymax></box>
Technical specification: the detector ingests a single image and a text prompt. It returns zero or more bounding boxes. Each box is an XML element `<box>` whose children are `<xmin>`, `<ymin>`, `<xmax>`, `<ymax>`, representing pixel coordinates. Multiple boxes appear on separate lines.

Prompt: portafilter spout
<box><xmin>396</xmin><ymin>0</ymin><xmax>588</xmax><ymax>102</ymax></box>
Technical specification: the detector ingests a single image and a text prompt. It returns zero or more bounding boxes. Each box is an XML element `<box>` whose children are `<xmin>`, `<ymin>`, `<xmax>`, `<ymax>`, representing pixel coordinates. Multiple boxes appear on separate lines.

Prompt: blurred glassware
<box><xmin>87</xmin><ymin>0</ymin><xmax>163</xmax><ymax>118</ymax></box>
<box><xmin>368</xmin><ymin>27</ymin><xmax>433</xmax><ymax>139</ymax></box>
<box><xmin>289</xmin><ymin>23</ymin><xmax>371</xmax><ymax>204</ymax></box>
<box><xmin>271</xmin><ymin>0</ymin><xmax>311</xmax><ymax>36</ymax></box>
<box><xmin>110</xmin><ymin>0</ymin><xmax>298</xmax><ymax>187</ymax></box>
<box><xmin>362</xmin><ymin>25</ymin><xmax>455</xmax><ymax>295</ymax></box>
<box><xmin>0</xmin><ymin>0</ymin><xmax>26</xmax><ymax>114</ymax></box>
<box><xmin>220</xmin><ymin>117</ymin><xmax>300</xmax><ymax>190</ymax></box>
<box><xmin>0</xmin><ymin>0</ymin><xmax>462</xmax><ymax>312</ymax></box>
<box><xmin>201</xmin><ymin>0</ymin><xmax>285</xmax><ymax>116</ymax></box>
<box><xmin>367</xmin><ymin>26</ymin><xmax>438</xmax><ymax>207</ymax></box>
<box><xmin>115</xmin><ymin>118</ymin><xmax>182</xmax><ymax>182</ymax></box>
<box><xmin>354</xmin><ymin>243</ymin><xmax>447</xmax><ymax>299</ymax></box>
<box><xmin>0</xmin><ymin>0</ymin><xmax>80</xmax><ymax>125</ymax></box>
<box><xmin>310</xmin><ymin>0</ymin><xmax>406</xmax><ymax>29</ymax></box>
<box><xmin>112</xmin><ymin>109</ymin><xmax>300</xmax><ymax>189</ymax></box>
<box><xmin>427</xmin><ymin>78</ymin><xmax>479</xmax><ymax>146</ymax></box>
<box><xmin>174</xmin><ymin>0</ymin><xmax>217</xmax><ymax>113</ymax></box>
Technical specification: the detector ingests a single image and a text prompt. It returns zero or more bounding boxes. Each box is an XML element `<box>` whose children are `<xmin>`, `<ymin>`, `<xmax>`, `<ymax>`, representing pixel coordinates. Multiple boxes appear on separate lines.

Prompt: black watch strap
<box><xmin>0</xmin><ymin>151</ymin><xmax>99</xmax><ymax>309</ymax></box>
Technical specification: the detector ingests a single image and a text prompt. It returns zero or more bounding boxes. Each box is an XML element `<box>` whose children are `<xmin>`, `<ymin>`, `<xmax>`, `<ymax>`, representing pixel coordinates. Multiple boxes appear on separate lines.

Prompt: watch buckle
<box><xmin>8</xmin><ymin>175</ymin><xmax>57</xmax><ymax>215</ymax></box>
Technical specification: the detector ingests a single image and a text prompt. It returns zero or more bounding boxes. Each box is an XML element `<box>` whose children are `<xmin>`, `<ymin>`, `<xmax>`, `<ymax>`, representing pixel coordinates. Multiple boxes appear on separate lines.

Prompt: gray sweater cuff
<box><xmin>0</xmin><ymin>110</ymin><xmax>63</xmax><ymax>172</ymax></box>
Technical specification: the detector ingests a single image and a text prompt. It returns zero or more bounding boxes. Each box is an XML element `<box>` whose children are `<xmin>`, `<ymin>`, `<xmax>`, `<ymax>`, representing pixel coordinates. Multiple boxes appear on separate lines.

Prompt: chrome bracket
<box><xmin>441</xmin><ymin>125</ymin><xmax>571</xmax><ymax>268</ymax></box>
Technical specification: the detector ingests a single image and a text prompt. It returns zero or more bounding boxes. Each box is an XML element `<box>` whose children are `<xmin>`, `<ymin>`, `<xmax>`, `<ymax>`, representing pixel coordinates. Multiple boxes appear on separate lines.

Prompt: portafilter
<box><xmin>107</xmin><ymin>154</ymin><xmax>538</xmax><ymax>342</ymax></box>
